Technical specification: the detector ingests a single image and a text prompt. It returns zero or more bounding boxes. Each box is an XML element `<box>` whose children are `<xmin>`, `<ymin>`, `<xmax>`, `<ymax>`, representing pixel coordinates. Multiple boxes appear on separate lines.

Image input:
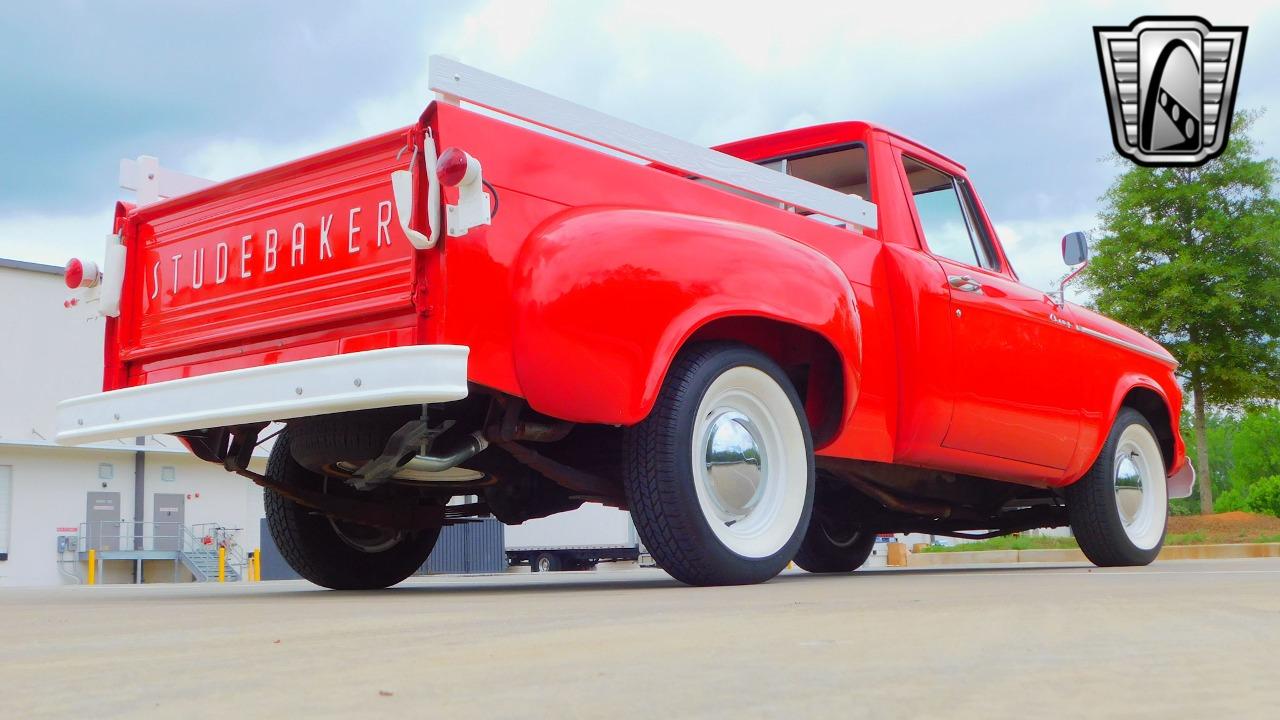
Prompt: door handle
<box><xmin>948</xmin><ymin>275</ymin><xmax>982</xmax><ymax>292</ymax></box>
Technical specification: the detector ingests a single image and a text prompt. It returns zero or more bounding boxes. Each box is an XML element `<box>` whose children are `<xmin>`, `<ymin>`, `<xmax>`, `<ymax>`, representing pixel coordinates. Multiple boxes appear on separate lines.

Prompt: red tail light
<box><xmin>64</xmin><ymin>258</ymin><xmax>100</xmax><ymax>289</ymax></box>
<box><xmin>436</xmin><ymin>147</ymin><xmax>474</xmax><ymax>187</ymax></box>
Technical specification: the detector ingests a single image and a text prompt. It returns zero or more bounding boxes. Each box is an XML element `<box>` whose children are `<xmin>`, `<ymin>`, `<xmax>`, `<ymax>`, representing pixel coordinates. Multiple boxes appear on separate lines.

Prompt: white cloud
<box><xmin>182</xmin><ymin>134</ymin><xmax>352</xmax><ymax>183</ymax></box>
<box><xmin>5</xmin><ymin>0</ymin><xmax>1279</xmax><ymax>313</ymax></box>
<box><xmin>0</xmin><ymin>210</ymin><xmax>116</xmax><ymax>267</ymax></box>
<box><xmin>995</xmin><ymin>212</ymin><xmax>1100</xmax><ymax>295</ymax></box>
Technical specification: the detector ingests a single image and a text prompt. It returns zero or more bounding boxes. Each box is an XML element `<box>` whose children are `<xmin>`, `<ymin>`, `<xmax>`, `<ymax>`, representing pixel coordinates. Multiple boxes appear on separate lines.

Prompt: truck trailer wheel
<box><xmin>623</xmin><ymin>344</ymin><xmax>814</xmax><ymax>586</ymax></box>
<box><xmin>1066</xmin><ymin>408</ymin><xmax>1168</xmax><ymax>567</ymax></box>
<box><xmin>264</xmin><ymin>432</ymin><xmax>440</xmax><ymax>590</ymax></box>
<box><xmin>793</xmin><ymin>474</ymin><xmax>877</xmax><ymax>573</ymax></box>
<box><xmin>532</xmin><ymin>552</ymin><xmax>563</xmax><ymax>572</ymax></box>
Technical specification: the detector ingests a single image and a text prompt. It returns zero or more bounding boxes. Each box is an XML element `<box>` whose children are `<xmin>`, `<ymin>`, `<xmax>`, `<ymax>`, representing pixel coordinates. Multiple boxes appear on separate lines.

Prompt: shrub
<box><xmin>1214</xmin><ymin>487</ymin><xmax>1249</xmax><ymax>513</ymax></box>
<box><xmin>1245</xmin><ymin>475</ymin><xmax>1280</xmax><ymax>518</ymax></box>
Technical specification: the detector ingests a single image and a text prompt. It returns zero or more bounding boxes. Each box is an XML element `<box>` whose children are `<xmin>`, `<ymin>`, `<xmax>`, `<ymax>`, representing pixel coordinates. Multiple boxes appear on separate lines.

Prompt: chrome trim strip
<box><xmin>1075</xmin><ymin>325</ymin><xmax>1178</xmax><ymax>367</ymax></box>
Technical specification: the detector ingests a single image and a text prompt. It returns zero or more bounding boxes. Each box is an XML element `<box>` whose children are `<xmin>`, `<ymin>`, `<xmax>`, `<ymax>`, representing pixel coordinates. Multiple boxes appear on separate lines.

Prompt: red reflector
<box><xmin>437</xmin><ymin>147</ymin><xmax>470</xmax><ymax>187</ymax></box>
<box><xmin>64</xmin><ymin>258</ymin><xmax>84</xmax><ymax>289</ymax></box>
<box><xmin>64</xmin><ymin>258</ymin><xmax>99</xmax><ymax>289</ymax></box>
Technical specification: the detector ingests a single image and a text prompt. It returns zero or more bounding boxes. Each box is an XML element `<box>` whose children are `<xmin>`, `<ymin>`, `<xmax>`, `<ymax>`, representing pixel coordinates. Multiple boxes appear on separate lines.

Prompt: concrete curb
<box><xmin>1157</xmin><ymin>543</ymin><xmax>1280</xmax><ymax>560</ymax></box>
<box><xmin>903</xmin><ymin>543</ymin><xmax>1280</xmax><ymax>567</ymax></box>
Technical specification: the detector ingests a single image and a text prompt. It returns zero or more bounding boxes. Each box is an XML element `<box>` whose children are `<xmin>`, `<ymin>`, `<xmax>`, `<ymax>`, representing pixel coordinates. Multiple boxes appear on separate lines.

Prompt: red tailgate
<box><xmin>114</xmin><ymin>127</ymin><xmax>426</xmax><ymax>388</ymax></box>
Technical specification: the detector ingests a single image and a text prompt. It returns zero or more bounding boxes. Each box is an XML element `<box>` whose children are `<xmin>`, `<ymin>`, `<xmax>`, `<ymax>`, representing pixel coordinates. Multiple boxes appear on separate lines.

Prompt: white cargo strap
<box><xmin>390</xmin><ymin>128</ymin><xmax>441</xmax><ymax>250</ymax></box>
<box><xmin>98</xmin><ymin>233</ymin><xmax>126</xmax><ymax>318</ymax></box>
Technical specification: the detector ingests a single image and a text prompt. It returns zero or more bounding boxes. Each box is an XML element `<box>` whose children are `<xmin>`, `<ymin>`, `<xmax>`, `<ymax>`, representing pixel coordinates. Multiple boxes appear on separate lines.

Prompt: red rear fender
<box><xmin>510</xmin><ymin>207</ymin><xmax>862</xmax><ymax>429</ymax></box>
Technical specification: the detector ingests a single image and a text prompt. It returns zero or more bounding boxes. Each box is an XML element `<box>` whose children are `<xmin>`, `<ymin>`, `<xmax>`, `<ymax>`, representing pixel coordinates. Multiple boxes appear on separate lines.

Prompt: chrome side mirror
<box><xmin>1062</xmin><ymin>231</ymin><xmax>1089</xmax><ymax>266</ymax></box>
<box><xmin>1051</xmin><ymin>231</ymin><xmax>1090</xmax><ymax>307</ymax></box>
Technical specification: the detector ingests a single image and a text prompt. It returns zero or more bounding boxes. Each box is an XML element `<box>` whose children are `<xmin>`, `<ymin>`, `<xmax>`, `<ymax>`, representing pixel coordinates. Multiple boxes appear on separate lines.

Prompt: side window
<box><xmin>901</xmin><ymin>156</ymin><xmax>999</xmax><ymax>270</ymax></box>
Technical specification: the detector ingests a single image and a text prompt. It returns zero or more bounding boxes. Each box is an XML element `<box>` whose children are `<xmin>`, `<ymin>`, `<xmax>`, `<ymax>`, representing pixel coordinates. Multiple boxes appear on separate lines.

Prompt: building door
<box><xmin>85</xmin><ymin>492</ymin><xmax>121</xmax><ymax>552</ymax></box>
<box><xmin>0</xmin><ymin>466</ymin><xmax>12</xmax><ymax>561</ymax></box>
<box><xmin>153</xmin><ymin>493</ymin><xmax>185</xmax><ymax>551</ymax></box>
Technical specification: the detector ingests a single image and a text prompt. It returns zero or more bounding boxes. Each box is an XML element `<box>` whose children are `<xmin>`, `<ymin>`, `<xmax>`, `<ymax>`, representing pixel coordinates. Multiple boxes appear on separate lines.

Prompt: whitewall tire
<box><xmin>1067</xmin><ymin>407</ymin><xmax>1168</xmax><ymax>566</ymax></box>
<box><xmin>623</xmin><ymin>344</ymin><xmax>815</xmax><ymax>586</ymax></box>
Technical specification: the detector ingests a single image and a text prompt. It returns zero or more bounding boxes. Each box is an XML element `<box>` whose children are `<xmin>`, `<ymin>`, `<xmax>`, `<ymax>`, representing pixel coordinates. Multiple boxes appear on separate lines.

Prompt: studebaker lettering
<box><xmin>145</xmin><ymin>200</ymin><xmax>395</xmax><ymax>299</ymax></box>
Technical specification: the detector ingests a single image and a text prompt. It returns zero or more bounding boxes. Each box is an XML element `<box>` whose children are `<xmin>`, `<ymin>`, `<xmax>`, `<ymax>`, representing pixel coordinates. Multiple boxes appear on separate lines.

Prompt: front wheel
<box><xmin>1066</xmin><ymin>408</ymin><xmax>1168</xmax><ymax>567</ymax></box>
<box><xmin>793</xmin><ymin>473</ymin><xmax>877</xmax><ymax>573</ymax></box>
<box><xmin>623</xmin><ymin>344</ymin><xmax>815</xmax><ymax>586</ymax></box>
<box><xmin>264</xmin><ymin>431</ymin><xmax>440</xmax><ymax>589</ymax></box>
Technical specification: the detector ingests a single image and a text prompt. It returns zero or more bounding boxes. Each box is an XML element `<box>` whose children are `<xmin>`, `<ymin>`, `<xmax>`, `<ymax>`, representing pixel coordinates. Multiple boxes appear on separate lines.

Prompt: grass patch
<box><xmin>919</xmin><ymin>531</ymin><xmax>1280</xmax><ymax>552</ymax></box>
<box><xmin>1165</xmin><ymin>530</ymin><xmax>1280</xmax><ymax>545</ymax></box>
<box><xmin>1164</xmin><ymin>531</ymin><xmax>1206</xmax><ymax>546</ymax></box>
<box><xmin>919</xmin><ymin>535</ymin><xmax>1078</xmax><ymax>553</ymax></box>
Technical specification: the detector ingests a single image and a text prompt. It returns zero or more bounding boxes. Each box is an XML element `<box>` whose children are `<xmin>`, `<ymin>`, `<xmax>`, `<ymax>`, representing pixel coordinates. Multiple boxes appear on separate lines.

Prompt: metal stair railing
<box><xmin>76</xmin><ymin>520</ymin><xmax>249</xmax><ymax>582</ymax></box>
<box><xmin>181</xmin><ymin>524</ymin><xmax>247</xmax><ymax>581</ymax></box>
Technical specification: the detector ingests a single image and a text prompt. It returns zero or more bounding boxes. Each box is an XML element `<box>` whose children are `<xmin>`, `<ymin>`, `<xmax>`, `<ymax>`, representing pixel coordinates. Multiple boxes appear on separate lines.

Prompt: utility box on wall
<box><xmin>258</xmin><ymin>517</ymin><xmax>506</xmax><ymax>581</ymax></box>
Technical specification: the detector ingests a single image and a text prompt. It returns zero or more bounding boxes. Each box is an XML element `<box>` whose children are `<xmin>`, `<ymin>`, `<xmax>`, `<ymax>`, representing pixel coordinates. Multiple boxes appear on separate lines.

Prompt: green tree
<box><xmin>1178</xmin><ymin>410</ymin><xmax>1237</xmax><ymax>514</ymax></box>
<box><xmin>1085</xmin><ymin>113</ymin><xmax>1280</xmax><ymax>513</ymax></box>
<box><xmin>1229</xmin><ymin>406</ymin><xmax>1280</xmax><ymax>488</ymax></box>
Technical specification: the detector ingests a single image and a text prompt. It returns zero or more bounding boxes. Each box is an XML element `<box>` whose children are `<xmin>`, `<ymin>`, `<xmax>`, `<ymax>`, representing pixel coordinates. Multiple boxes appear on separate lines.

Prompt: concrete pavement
<box><xmin>2</xmin><ymin>559</ymin><xmax>1278</xmax><ymax>719</ymax></box>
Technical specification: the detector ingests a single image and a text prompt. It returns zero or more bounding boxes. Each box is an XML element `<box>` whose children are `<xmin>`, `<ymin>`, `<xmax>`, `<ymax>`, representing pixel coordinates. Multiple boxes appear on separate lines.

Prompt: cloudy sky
<box><xmin>2</xmin><ymin>0</ymin><xmax>1277</xmax><ymax>292</ymax></box>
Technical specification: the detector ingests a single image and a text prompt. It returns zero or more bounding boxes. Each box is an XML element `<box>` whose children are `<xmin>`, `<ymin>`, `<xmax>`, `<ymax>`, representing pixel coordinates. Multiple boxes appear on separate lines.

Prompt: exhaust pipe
<box><xmin>401</xmin><ymin>431</ymin><xmax>489</xmax><ymax>474</ymax></box>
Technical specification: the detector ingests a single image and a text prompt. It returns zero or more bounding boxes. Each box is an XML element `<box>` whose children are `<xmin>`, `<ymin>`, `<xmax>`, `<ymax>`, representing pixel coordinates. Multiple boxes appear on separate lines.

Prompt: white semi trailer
<box><xmin>505</xmin><ymin>504</ymin><xmax>642</xmax><ymax>572</ymax></box>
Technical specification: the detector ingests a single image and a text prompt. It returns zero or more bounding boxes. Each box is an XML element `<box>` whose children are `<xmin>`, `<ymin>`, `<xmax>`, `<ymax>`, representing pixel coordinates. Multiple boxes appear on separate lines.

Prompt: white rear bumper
<box><xmin>56</xmin><ymin>345</ymin><xmax>469</xmax><ymax>445</ymax></box>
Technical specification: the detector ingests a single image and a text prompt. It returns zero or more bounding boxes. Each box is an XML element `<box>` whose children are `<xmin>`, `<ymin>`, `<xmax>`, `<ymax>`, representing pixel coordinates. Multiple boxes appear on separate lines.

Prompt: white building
<box><xmin>0</xmin><ymin>258</ymin><xmax>266</xmax><ymax>586</ymax></box>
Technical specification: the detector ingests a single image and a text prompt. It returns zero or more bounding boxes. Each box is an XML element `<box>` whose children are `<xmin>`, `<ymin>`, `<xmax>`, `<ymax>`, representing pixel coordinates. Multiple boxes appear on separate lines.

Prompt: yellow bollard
<box><xmin>87</xmin><ymin>548</ymin><xmax>97</xmax><ymax>585</ymax></box>
<box><xmin>254</xmin><ymin>548</ymin><xmax>262</xmax><ymax>581</ymax></box>
<box><xmin>218</xmin><ymin>546</ymin><xmax>226</xmax><ymax>583</ymax></box>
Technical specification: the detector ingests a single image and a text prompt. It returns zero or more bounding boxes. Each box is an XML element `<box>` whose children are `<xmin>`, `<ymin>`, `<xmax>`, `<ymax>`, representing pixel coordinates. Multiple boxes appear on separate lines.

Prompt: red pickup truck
<box><xmin>57</xmin><ymin>58</ymin><xmax>1192</xmax><ymax>588</ymax></box>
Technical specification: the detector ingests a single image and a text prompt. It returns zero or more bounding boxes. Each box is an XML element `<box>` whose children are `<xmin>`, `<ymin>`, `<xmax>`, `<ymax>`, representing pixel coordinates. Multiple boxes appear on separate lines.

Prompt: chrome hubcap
<box><xmin>1114</xmin><ymin>452</ymin><xmax>1144</xmax><ymax>526</ymax></box>
<box><xmin>328</xmin><ymin>518</ymin><xmax>404</xmax><ymax>554</ymax></box>
<box><xmin>701</xmin><ymin>410</ymin><xmax>767</xmax><ymax>525</ymax></box>
<box><xmin>1110</xmin><ymin>423</ymin><xmax>1167</xmax><ymax>551</ymax></box>
<box><xmin>689</xmin><ymin>364</ymin><xmax>807</xmax><ymax>559</ymax></box>
<box><xmin>818</xmin><ymin>512</ymin><xmax>862</xmax><ymax>548</ymax></box>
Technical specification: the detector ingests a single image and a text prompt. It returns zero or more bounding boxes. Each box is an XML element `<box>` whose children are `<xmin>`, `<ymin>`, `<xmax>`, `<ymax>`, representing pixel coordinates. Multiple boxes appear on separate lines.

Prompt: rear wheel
<box><xmin>623</xmin><ymin>344</ymin><xmax>814</xmax><ymax>586</ymax></box>
<box><xmin>265</xmin><ymin>431</ymin><xmax>440</xmax><ymax>589</ymax></box>
<box><xmin>289</xmin><ymin>408</ymin><xmax>417</xmax><ymax>476</ymax></box>
<box><xmin>1066</xmin><ymin>408</ymin><xmax>1168</xmax><ymax>567</ymax></box>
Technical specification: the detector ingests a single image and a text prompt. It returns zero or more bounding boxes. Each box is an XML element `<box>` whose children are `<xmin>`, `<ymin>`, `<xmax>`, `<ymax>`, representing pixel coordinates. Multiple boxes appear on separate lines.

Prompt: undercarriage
<box><xmin>177</xmin><ymin>393</ymin><xmax>1068</xmax><ymax>541</ymax></box>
